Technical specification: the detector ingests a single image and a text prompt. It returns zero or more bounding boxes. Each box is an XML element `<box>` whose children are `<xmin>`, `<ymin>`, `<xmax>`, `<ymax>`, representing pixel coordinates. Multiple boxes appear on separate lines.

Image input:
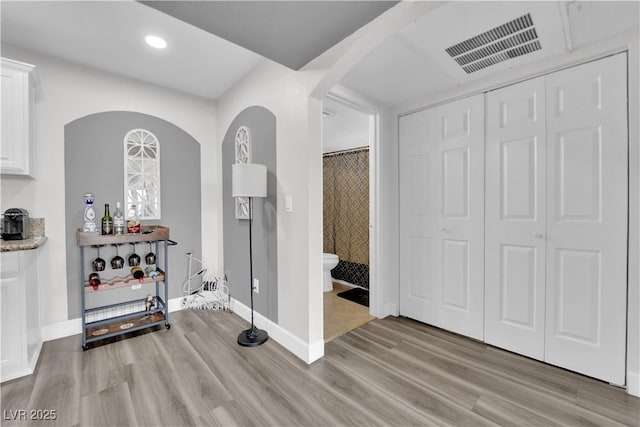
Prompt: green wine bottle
<box><xmin>101</xmin><ymin>203</ymin><xmax>113</xmax><ymax>235</ymax></box>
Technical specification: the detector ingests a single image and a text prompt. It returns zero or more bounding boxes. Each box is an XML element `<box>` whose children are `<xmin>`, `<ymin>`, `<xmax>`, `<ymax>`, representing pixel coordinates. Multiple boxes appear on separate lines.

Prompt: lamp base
<box><xmin>237</xmin><ymin>327</ymin><xmax>269</xmax><ymax>347</ymax></box>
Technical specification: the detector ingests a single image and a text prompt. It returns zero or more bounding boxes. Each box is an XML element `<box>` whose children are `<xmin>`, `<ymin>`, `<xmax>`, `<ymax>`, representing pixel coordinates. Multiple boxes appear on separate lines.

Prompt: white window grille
<box><xmin>235</xmin><ymin>126</ymin><xmax>251</xmax><ymax>219</ymax></box>
<box><xmin>124</xmin><ymin>129</ymin><xmax>161</xmax><ymax>219</ymax></box>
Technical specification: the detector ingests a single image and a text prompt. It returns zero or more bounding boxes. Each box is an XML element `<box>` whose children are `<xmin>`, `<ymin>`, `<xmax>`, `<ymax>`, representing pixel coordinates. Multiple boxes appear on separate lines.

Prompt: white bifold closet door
<box><xmin>544</xmin><ymin>54</ymin><xmax>627</xmax><ymax>385</ymax></box>
<box><xmin>436</xmin><ymin>96</ymin><xmax>485</xmax><ymax>340</ymax></box>
<box><xmin>485</xmin><ymin>76</ymin><xmax>547</xmax><ymax>361</ymax></box>
<box><xmin>400</xmin><ymin>94</ymin><xmax>484</xmax><ymax>340</ymax></box>
<box><xmin>485</xmin><ymin>53</ymin><xmax>627</xmax><ymax>384</ymax></box>
<box><xmin>399</xmin><ymin>108</ymin><xmax>438</xmax><ymax>325</ymax></box>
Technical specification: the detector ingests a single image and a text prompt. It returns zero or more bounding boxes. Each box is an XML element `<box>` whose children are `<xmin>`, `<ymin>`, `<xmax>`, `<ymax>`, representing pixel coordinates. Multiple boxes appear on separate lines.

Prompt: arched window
<box><xmin>124</xmin><ymin>129</ymin><xmax>161</xmax><ymax>219</ymax></box>
<box><xmin>235</xmin><ymin>126</ymin><xmax>251</xmax><ymax>219</ymax></box>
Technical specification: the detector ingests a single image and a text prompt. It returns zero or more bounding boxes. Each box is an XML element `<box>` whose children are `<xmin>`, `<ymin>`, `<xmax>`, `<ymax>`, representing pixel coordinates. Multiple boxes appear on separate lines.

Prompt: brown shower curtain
<box><xmin>323</xmin><ymin>148</ymin><xmax>369</xmax><ymax>288</ymax></box>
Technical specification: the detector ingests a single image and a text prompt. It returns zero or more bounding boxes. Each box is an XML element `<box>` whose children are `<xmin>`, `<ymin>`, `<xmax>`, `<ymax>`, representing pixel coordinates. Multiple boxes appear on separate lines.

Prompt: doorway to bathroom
<box><xmin>322</xmin><ymin>94</ymin><xmax>376</xmax><ymax>341</ymax></box>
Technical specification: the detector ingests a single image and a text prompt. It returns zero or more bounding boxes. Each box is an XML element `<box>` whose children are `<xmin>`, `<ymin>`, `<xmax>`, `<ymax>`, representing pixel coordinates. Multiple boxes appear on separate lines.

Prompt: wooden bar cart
<box><xmin>77</xmin><ymin>226</ymin><xmax>174</xmax><ymax>350</ymax></box>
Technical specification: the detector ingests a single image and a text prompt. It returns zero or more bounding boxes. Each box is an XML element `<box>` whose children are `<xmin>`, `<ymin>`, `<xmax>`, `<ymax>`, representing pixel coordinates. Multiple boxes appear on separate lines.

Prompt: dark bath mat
<box><xmin>337</xmin><ymin>287</ymin><xmax>369</xmax><ymax>308</ymax></box>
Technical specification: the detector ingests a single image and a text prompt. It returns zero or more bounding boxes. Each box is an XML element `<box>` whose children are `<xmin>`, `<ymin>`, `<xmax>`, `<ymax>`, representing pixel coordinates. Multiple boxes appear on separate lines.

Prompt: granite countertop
<box><xmin>0</xmin><ymin>217</ymin><xmax>47</xmax><ymax>252</ymax></box>
<box><xmin>1</xmin><ymin>236</ymin><xmax>48</xmax><ymax>252</ymax></box>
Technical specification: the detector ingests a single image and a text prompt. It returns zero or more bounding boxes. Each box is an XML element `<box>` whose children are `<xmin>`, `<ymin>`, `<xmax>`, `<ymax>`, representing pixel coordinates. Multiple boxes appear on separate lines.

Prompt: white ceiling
<box><xmin>338</xmin><ymin>1</ymin><xmax>639</xmax><ymax>108</ymax></box>
<box><xmin>0</xmin><ymin>0</ymin><xmax>396</xmax><ymax>100</ymax></box>
<box><xmin>322</xmin><ymin>98</ymin><xmax>369</xmax><ymax>154</ymax></box>
<box><xmin>1</xmin><ymin>0</ymin><xmax>638</xmax><ymax>109</ymax></box>
<box><xmin>0</xmin><ymin>0</ymin><xmax>264</xmax><ymax>100</ymax></box>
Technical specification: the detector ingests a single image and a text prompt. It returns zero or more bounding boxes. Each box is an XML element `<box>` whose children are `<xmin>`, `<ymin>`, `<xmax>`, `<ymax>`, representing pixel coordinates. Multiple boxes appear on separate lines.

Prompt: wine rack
<box><xmin>77</xmin><ymin>226</ymin><xmax>174</xmax><ymax>350</ymax></box>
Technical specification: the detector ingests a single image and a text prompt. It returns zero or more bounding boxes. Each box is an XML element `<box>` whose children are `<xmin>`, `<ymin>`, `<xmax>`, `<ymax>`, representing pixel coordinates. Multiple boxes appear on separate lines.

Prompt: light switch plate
<box><xmin>285</xmin><ymin>195</ymin><xmax>293</xmax><ymax>212</ymax></box>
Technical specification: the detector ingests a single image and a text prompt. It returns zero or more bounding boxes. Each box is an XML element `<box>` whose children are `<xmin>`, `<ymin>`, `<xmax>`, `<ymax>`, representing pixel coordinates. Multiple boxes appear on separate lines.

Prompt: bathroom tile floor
<box><xmin>324</xmin><ymin>283</ymin><xmax>375</xmax><ymax>342</ymax></box>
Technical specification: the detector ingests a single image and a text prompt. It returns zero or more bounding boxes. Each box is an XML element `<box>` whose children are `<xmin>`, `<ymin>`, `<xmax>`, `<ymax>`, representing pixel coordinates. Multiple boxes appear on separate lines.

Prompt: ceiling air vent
<box><xmin>445</xmin><ymin>14</ymin><xmax>542</xmax><ymax>74</ymax></box>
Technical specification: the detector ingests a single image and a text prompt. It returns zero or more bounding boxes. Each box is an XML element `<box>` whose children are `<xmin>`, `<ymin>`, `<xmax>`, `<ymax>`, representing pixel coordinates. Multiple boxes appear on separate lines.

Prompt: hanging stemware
<box><xmin>128</xmin><ymin>242</ymin><xmax>140</xmax><ymax>267</ymax></box>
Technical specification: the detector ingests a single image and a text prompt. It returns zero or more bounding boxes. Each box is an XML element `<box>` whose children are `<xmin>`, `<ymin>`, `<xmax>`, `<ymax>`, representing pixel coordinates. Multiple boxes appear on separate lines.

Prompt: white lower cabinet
<box><xmin>400</xmin><ymin>53</ymin><xmax>628</xmax><ymax>385</ymax></box>
<box><xmin>1</xmin><ymin>250</ymin><xmax>42</xmax><ymax>382</ymax></box>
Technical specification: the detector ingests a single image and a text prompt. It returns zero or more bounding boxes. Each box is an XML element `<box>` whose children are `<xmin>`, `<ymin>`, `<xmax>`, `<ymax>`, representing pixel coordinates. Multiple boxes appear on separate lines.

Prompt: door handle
<box><xmin>533</xmin><ymin>232</ymin><xmax>544</xmax><ymax>239</ymax></box>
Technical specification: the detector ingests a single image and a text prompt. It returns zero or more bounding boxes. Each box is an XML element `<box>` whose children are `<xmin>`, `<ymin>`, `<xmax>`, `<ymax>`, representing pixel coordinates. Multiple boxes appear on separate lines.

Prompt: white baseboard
<box><xmin>628</xmin><ymin>371</ymin><xmax>640</xmax><ymax>397</ymax></box>
<box><xmin>29</xmin><ymin>340</ymin><xmax>43</xmax><ymax>372</ymax></box>
<box><xmin>382</xmin><ymin>302</ymin><xmax>398</xmax><ymax>317</ymax></box>
<box><xmin>41</xmin><ymin>297</ymin><xmax>185</xmax><ymax>342</ymax></box>
<box><xmin>167</xmin><ymin>296</ymin><xmax>186</xmax><ymax>313</ymax></box>
<box><xmin>307</xmin><ymin>339</ymin><xmax>325</xmax><ymax>363</ymax></box>
<box><xmin>41</xmin><ymin>317</ymin><xmax>82</xmax><ymax>341</ymax></box>
<box><xmin>230</xmin><ymin>297</ymin><xmax>324</xmax><ymax>364</ymax></box>
<box><xmin>2</xmin><ymin>366</ymin><xmax>36</xmax><ymax>383</ymax></box>
<box><xmin>1</xmin><ymin>341</ymin><xmax>44</xmax><ymax>383</ymax></box>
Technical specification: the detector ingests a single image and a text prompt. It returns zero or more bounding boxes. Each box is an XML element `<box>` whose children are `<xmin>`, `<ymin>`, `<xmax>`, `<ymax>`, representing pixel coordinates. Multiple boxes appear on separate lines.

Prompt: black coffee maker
<box><xmin>2</xmin><ymin>208</ymin><xmax>29</xmax><ymax>240</ymax></box>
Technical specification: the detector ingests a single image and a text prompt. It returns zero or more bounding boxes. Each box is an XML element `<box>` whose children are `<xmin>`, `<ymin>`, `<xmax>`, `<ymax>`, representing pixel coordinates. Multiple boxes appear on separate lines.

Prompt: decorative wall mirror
<box><xmin>124</xmin><ymin>129</ymin><xmax>161</xmax><ymax>219</ymax></box>
<box><xmin>235</xmin><ymin>126</ymin><xmax>251</xmax><ymax>219</ymax></box>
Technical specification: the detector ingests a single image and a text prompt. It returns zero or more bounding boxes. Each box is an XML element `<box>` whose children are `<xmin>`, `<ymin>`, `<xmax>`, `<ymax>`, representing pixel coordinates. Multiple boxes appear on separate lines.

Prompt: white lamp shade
<box><xmin>232</xmin><ymin>163</ymin><xmax>267</xmax><ymax>197</ymax></box>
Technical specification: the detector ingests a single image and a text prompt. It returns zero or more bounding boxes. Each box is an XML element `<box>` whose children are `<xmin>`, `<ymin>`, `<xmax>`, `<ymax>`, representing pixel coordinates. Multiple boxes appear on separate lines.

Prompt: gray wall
<box><xmin>65</xmin><ymin>111</ymin><xmax>202</xmax><ymax>318</ymax></box>
<box><xmin>222</xmin><ymin>106</ymin><xmax>278</xmax><ymax>322</ymax></box>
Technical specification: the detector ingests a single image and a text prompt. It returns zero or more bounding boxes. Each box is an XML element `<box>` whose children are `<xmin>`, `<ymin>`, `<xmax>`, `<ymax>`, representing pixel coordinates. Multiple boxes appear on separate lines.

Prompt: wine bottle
<box><xmin>113</xmin><ymin>202</ymin><xmax>125</xmax><ymax>235</ymax></box>
<box><xmin>131</xmin><ymin>266</ymin><xmax>144</xmax><ymax>280</ymax></box>
<box><xmin>127</xmin><ymin>204</ymin><xmax>140</xmax><ymax>233</ymax></box>
<box><xmin>101</xmin><ymin>203</ymin><xmax>113</xmax><ymax>235</ymax></box>
<box><xmin>145</xmin><ymin>266</ymin><xmax>158</xmax><ymax>280</ymax></box>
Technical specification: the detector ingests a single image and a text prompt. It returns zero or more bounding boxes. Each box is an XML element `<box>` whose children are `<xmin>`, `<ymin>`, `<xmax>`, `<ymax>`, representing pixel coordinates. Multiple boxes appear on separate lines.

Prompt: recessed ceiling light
<box><xmin>145</xmin><ymin>35</ymin><xmax>167</xmax><ymax>49</ymax></box>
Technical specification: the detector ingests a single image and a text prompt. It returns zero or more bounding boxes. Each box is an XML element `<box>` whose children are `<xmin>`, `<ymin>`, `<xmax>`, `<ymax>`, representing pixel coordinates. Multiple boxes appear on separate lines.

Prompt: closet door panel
<box><xmin>552</xmin><ymin>249</ymin><xmax>601</xmax><ymax>342</ymax></box>
<box><xmin>441</xmin><ymin>239</ymin><xmax>469</xmax><ymax>309</ymax></box>
<box><xmin>545</xmin><ymin>53</ymin><xmax>627</xmax><ymax>385</ymax></box>
<box><xmin>436</xmin><ymin>94</ymin><xmax>484</xmax><ymax>340</ymax></box>
<box><xmin>485</xmin><ymin>77</ymin><xmax>546</xmax><ymax>360</ymax></box>
<box><xmin>500</xmin><ymin>138</ymin><xmax>537</xmax><ymax>219</ymax></box>
<box><xmin>442</xmin><ymin>147</ymin><xmax>469</xmax><ymax>218</ymax></box>
<box><xmin>399</xmin><ymin>109</ymin><xmax>438</xmax><ymax>324</ymax></box>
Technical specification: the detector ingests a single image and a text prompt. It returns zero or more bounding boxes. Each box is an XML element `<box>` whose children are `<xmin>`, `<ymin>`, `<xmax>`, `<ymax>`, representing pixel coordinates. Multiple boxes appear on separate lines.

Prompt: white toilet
<box><xmin>322</xmin><ymin>253</ymin><xmax>339</xmax><ymax>292</ymax></box>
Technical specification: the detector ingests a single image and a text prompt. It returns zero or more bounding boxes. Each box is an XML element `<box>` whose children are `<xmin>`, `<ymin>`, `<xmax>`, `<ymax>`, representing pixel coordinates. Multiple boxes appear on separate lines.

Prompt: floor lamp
<box><xmin>232</xmin><ymin>163</ymin><xmax>269</xmax><ymax>347</ymax></box>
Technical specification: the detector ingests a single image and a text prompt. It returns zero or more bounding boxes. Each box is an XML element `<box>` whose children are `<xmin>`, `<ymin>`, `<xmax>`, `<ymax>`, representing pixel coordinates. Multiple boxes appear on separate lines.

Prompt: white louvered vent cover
<box><xmin>446</xmin><ymin>14</ymin><xmax>541</xmax><ymax>74</ymax></box>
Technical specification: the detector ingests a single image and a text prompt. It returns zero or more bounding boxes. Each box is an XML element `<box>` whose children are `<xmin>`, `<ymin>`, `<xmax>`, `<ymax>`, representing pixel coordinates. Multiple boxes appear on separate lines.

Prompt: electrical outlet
<box><xmin>253</xmin><ymin>278</ymin><xmax>259</xmax><ymax>294</ymax></box>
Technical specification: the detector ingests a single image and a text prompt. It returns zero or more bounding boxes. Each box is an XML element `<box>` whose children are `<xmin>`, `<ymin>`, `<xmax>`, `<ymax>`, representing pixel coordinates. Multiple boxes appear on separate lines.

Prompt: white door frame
<box><xmin>324</xmin><ymin>89</ymin><xmax>383</xmax><ymax>318</ymax></box>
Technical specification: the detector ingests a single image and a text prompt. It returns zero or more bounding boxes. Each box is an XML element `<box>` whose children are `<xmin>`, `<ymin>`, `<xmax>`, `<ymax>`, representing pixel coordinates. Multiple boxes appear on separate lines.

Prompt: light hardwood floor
<box><xmin>2</xmin><ymin>310</ymin><xmax>639</xmax><ymax>426</ymax></box>
<box><xmin>324</xmin><ymin>283</ymin><xmax>374</xmax><ymax>342</ymax></box>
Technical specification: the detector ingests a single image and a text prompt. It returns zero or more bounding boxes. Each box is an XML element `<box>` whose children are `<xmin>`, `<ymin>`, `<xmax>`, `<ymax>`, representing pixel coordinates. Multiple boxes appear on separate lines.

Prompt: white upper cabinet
<box><xmin>1</xmin><ymin>57</ymin><xmax>38</xmax><ymax>177</ymax></box>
